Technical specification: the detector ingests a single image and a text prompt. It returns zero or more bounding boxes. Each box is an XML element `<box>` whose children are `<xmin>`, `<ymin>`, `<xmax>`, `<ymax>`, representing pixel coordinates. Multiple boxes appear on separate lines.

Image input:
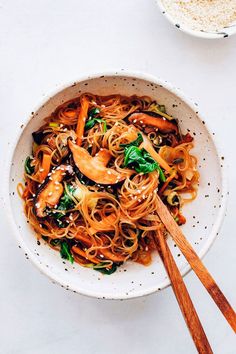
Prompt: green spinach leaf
<box><xmin>25</xmin><ymin>156</ymin><xmax>35</xmax><ymax>175</ymax></box>
<box><xmin>47</xmin><ymin>185</ymin><xmax>75</xmax><ymax>227</ymax></box>
<box><xmin>124</xmin><ymin>146</ymin><xmax>157</xmax><ymax>173</ymax></box>
<box><xmin>89</xmin><ymin>107</ymin><xmax>100</xmax><ymax>117</ymax></box>
<box><xmin>124</xmin><ymin>146</ymin><xmax>166</xmax><ymax>181</ymax></box>
<box><xmin>93</xmin><ymin>262</ymin><xmax>118</xmax><ymax>275</ymax></box>
<box><xmin>42</xmin><ymin>236</ymin><xmax>49</xmax><ymax>241</ymax></box>
<box><xmin>46</xmin><ymin>238</ymin><xmax>74</xmax><ymax>264</ymax></box>
<box><xmin>85</xmin><ymin>107</ymin><xmax>107</xmax><ymax>132</ymax></box>
<box><xmin>57</xmin><ymin>185</ymin><xmax>75</xmax><ymax>211</ymax></box>
<box><xmin>60</xmin><ymin>241</ymin><xmax>74</xmax><ymax>264</ymax></box>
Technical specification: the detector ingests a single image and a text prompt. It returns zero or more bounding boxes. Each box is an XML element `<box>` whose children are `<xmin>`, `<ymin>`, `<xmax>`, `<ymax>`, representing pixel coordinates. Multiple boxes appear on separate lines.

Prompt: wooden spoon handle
<box><xmin>154</xmin><ymin>230</ymin><xmax>213</xmax><ymax>354</ymax></box>
<box><xmin>156</xmin><ymin>194</ymin><xmax>236</xmax><ymax>332</ymax></box>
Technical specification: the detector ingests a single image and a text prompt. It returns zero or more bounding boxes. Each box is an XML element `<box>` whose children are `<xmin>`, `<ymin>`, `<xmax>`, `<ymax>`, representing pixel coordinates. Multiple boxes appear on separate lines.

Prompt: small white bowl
<box><xmin>156</xmin><ymin>0</ymin><xmax>236</xmax><ymax>39</ymax></box>
<box><xmin>5</xmin><ymin>71</ymin><xmax>227</xmax><ymax>299</ymax></box>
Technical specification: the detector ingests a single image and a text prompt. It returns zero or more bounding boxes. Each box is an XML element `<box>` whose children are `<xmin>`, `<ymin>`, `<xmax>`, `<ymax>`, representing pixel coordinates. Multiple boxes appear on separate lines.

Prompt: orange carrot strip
<box><xmin>88</xmin><ymin>214</ymin><xmax>117</xmax><ymax>235</ymax></box>
<box><xmin>64</xmin><ymin>110</ymin><xmax>76</xmax><ymax>118</ymax></box>
<box><xmin>38</xmin><ymin>153</ymin><xmax>51</xmax><ymax>182</ymax></box>
<box><xmin>76</xmin><ymin>97</ymin><xmax>89</xmax><ymax>146</ymax></box>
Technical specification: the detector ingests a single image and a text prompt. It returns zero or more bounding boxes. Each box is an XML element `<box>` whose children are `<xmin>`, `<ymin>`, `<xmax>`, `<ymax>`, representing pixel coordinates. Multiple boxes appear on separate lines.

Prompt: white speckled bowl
<box><xmin>6</xmin><ymin>71</ymin><xmax>227</xmax><ymax>299</ymax></box>
<box><xmin>155</xmin><ymin>0</ymin><xmax>236</xmax><ymax>39</ymax></box>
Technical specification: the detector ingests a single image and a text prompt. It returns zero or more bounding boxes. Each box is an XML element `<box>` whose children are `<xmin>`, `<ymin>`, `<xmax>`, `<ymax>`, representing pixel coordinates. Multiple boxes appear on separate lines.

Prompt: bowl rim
<box><xmin>4</xmin><ymin>69</ymin><xmax>228</xmax><ymax>299</ymax></box>
<box><xmin>155</xmin><ymin>0</ymin><xmax>236</xmax><ymax>39</ymax></box>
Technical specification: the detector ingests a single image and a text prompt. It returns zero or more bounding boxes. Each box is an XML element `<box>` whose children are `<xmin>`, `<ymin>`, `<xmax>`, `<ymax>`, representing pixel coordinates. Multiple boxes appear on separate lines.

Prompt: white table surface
<box><xmin>0</xmin><ymin>1</ymin><xmax>236</xmax><ymax>353</ymax></box>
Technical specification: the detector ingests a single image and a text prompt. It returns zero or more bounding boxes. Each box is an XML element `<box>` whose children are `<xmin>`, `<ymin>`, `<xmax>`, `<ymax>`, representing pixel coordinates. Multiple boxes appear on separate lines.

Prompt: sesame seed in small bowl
<box><xmin>156</xmin><ymin>0</ymin><xmax>236</xmax><ymax>39</ymax></box>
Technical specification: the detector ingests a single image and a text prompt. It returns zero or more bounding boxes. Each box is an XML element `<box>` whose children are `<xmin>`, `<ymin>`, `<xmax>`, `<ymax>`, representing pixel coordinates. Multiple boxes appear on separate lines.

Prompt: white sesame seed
<box><xmin>48</xmin><ymin>173</ymin><xmax>51</xmax><ymax>176</ymax></box>
<box><xmin>35</xmin><ymin>203</ymin><xmax>40</xmax><ymax>208</ymax></box>
<box><xmin>49</xmin><ymin>177</ymin><xmax>52</xmax><ymax>180</ymax></box>
<box><xmin>101</xmin><ymin>105</ymin><xmax>105</xmax><ymax>108</ymax></box>
<box><xmin>55</xmin><ymin>186</ymin><xmax>60</xmax><ymax>190</ymax></box>
<box><xmin>133</xmin><ymin>119</ymin><xmax>137</xmax><ymax>123</ymax></box>
<box><xmin>33</xmin><ymin>194</ymin><xmax>36</xmax><ymax>197</ymax></box>
<box><xmin>39</xmin><ymin>224</ymin><xmax>43</xmax><ymax>228</ymax></box>
<box><xmin>54</xmin><ymin>204</ymin><xmax>58</xmax><ymax>208</ymax></box>
<box><xmin>48</xmin><ymin>192</ymin><xmax>53</xmax><ymax>196</ymax></box>
<box><xmin>140</xmin><ymin>120</ymin><xmax>143</xmax><ymax>124</ymax></box>
<box><xmin>63</xmin><ymin>128</ymin><xmax>68</xmax><ymax>132</ymax></box>
<box><xmin>100</xmin><ymin>254</ymin><xmax>104</xmax><ymax>258</ymax></box>
<box><xmin>107</xmin><ymin>170</ymin><xmax>112</xmax><ymax>175</ymax></box>
<box><xmin>145</xmin><ymin>246</ymin><xmax>148</xmax><ymax>251</ymax></box>
<box><xmin>55</xmin><ymin>181</ymin><xmax>60</xmax><ymax>185</ymax></box>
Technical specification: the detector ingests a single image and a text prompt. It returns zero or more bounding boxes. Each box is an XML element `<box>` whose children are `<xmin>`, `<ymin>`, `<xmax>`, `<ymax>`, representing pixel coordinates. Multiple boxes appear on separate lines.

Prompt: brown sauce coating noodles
<box><xmin>19</xmin><ymin>94</ymin><xmax>199</xmax><ymax>273</ymax></box>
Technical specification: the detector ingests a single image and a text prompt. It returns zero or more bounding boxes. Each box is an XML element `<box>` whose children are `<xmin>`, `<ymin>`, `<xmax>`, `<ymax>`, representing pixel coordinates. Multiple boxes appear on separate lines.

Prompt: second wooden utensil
<box><xmin>155</xmin><ymin>194</ymin><xmax>236</xmax><ymax>333</ymax></box>
<box><xmin>154</xmin><ymin>229</ymin><xmax>213</xmax><ymax>354</ymax></box>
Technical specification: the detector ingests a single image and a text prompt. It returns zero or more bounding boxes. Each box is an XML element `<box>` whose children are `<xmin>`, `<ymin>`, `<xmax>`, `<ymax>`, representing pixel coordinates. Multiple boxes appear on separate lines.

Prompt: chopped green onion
<box><xmin>49</xmin><ymin>122</ymin><xmax>59</xmax><ymax>128</ymax></box>
<box><xmin>157</xmin><ymin>165</ymin><xmax>166</xmax><ymax>182</ymax></box>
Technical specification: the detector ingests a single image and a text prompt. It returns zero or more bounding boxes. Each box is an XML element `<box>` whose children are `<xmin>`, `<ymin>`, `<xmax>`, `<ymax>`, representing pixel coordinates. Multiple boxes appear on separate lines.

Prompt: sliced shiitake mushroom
<box><xmin>167</xmin><ymin>191</ymin><xmax>180</xmax><ymax>206</ymax></box>
<box><xmin>128</xmin><ymin>112</ymin><xmax>178</xmax><ymax>134</ymax></box>
<box><xmin>34</xmin><ymin>164</ymin><xmax>73</xmax><ymax>218</ymax></box>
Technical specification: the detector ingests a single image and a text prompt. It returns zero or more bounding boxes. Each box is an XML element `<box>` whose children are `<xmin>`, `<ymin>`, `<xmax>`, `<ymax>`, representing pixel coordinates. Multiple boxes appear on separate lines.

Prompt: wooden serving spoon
<box><xmin>155</xmin><ymin>194</ymin><xmax>236</xmax><ymax>333</ymax></box>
